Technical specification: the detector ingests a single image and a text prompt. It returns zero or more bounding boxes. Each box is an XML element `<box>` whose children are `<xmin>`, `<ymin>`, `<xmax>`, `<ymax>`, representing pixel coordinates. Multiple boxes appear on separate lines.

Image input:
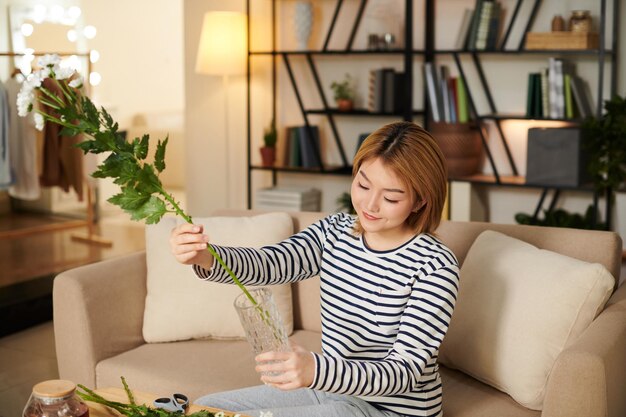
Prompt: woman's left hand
<box><xmin>255</xmin><ymin>342</ymin><xmax>315</xmax><ymax>390</ymax></box>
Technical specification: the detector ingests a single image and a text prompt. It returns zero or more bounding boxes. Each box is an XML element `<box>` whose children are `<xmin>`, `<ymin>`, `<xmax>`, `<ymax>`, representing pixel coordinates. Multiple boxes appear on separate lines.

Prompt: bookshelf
<box><xmin>245</xmin><ymin>0</ymin><xmax>619</xmax><ymax>228</ymax></box>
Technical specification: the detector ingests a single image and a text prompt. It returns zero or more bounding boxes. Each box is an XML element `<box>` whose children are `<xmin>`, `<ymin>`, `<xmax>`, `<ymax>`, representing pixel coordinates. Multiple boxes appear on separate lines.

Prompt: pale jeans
<box><xmin>195</xmin><ymin>385</ymin><xmax>404</xmax><ymax>417</ymax></box>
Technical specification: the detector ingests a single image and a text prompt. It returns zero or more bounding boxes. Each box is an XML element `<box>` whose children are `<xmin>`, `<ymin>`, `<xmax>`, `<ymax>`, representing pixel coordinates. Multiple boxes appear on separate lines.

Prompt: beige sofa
<box><xmin>53</xmin><ymin>210</ymin><xmax>626</xmax><ymax>417</ymax></box>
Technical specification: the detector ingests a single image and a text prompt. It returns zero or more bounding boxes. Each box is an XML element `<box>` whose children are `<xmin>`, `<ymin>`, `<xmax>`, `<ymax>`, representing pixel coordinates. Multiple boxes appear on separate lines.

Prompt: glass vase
<box><xmin>234</xmin><ymin>288</ymin><xmax>290</xmax><ymax>355</ymax></box>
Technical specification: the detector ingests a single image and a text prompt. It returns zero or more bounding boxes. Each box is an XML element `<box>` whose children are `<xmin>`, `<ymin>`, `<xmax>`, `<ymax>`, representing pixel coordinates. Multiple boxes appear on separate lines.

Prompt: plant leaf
<box><xmin>130</xmin><ymin>196</ymin><xmax>166</xmax><ymax>224</ymax></box>
<box><xmin>133</xmin><ymin>134</ymin><xmax>150</xmax><ymax>160</ymax></box>
<box><xmin>154</xmin><ymin>136</ymin><xmax>168</xmax><ymax>173</ymax></box>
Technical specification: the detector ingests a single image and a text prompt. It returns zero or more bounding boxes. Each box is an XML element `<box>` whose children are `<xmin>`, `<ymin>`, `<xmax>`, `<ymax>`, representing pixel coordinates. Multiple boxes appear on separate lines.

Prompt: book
<box><xmin>486</xmin><ymin>1</ymin><xmax>502</xmax><ymax>50</ymax></box>
<box><xmin>448</xmin><ymin>77</ymin><xmax>458</xmax><ymax>123</ymax></box>
<box><xmin>467</xmin><ymin>0</ymin><xmax>485</xmax><ymax>50</ymax></box>
<box><xmin>440</xmin><ymin>65</ymin><xmax>451</xmax><ymax>122</ymax></box>
<box><xmin>393</xmin><ymin>72</ymin><xmax>407</xmax><ymax>114</ymax></box>
<box><xmin>455</xmin><ymin>9</ymin><xmax>475</xmax><ymax>49</ymax></box>
<box><xmin>285</xmin><ymin>126</ymin><xmax>301</xmax><ymax>167</ymax></box>
<box><xmin>424</xmin><ymin>62</ymin><xmax>441</xmax><ymax>122</ymax></box>
<box><xmin>456</xmin><ymin>76</ymin><xmax>470</xmax><ymax>122</ymax></box>
<box><xmin>540</xmin><ymin>68</ymin><xmax>550</xmax><ymax>119</ymax></box>
<box><xmin>474</xmin><ymin>0</ymin><xmax>494</xmax><ymax>50</ymax></box>
<box><xmin>297</xmin><ymin>125</ymin><xmax>322</xmax><ymax>168</ymax></box>
<box><xmin>526</xmin><ymin>72</ymin><xmax>534</xmax><ymax>117</ymax></box>
<box><xmin>368</xmin><ymin>69</ymin><xmax>383</xmax><ymax>113</ymax></box>
<box><xmin>564</xmin><ymin>73</ymin><xmax>574</xmax><ymax>119</ymax></box>
<box><xmin>383</xmin><ymin>68</ymin><xmax>396</xmax><ymax>113</ymax></box>
<box><xmin>569</xmin><ymin>75</ymin><xmax>593</xmax><ymax>119</ymax></box>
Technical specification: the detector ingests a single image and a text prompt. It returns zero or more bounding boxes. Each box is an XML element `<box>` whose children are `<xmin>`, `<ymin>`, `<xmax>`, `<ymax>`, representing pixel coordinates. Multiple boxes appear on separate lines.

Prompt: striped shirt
<box><xmin>194</xmin><ymin>213</ymin><xmax>460</xmax><ymax>417</ymax></box>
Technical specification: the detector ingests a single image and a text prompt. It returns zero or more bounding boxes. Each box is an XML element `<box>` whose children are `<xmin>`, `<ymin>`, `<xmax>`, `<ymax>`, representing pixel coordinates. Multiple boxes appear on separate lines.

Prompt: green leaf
<box><xmin>130</xmin><ymin>196</ymin><xmax>166</xmax><ymax>224</ymax></box>
<box><xmin>137</xmin><ymin>164</ymin><xmax>162</xmax><ymax>194</ymax></box>
<box><xmin>114</xmin><ymin>161</ymin><xmax>141</xmax><ymax>186</ymax></box>
<box><xmin>93</xmin><ymin>153</ymin><xmax>131</xmax><ymax>179</ymax></box>
<box><xmin>154</xmin><ymin>136</ymin><xmax>168</xmax><ymax>173</ymax></box>
<box><xmin>133</xmin><ymin>134</ymin><xmax>150</xmax><ymax>160</ymax></box>
<box><xmin>108</xmin><ymin>188</ymin><xmax>150</xmax><ymax>211</ymax></box>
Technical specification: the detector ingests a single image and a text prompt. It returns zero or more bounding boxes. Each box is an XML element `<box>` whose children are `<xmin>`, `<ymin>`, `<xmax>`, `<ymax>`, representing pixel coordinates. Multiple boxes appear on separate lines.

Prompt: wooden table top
<box><xmin>87</xmin><ymin>387</ymin><xmax>250</xmax><ymax>417</ymax></box>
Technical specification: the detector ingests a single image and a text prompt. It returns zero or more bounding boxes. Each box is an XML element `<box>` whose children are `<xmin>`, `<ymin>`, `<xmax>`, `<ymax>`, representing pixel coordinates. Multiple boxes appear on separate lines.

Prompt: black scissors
<box><xmin>153</xmin><ymin>393</ymin><xmax>189</xmax><ymax>413</ymax></box>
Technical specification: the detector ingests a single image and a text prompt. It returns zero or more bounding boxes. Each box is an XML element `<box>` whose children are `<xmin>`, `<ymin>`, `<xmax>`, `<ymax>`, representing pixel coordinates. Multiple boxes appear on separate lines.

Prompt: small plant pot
<box><xmin>336</xmin><ymin>99</ymin><xmax>354</xmax><ymax>112</ymax></box>
<box><xmin>260</xmin><ymin>146</ymin><xmax>276</xmax><ymax>167</ymax></box>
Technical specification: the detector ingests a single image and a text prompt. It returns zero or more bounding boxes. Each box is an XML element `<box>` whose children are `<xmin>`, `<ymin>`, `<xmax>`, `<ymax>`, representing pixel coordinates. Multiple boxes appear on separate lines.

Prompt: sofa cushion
<box><xmin>143</xmin><ymin>212</ymin><xmax>294</xmax><ymax>343</ymax></box>
<box><xmin>438</xmin><ymin>230</ymin><xmax>614</xmax><ymax>410</ymax></box>
<box><xmin>96</xmin><ymin>330</ymin><xmax>322</xmax><ymax>401</ymax></box>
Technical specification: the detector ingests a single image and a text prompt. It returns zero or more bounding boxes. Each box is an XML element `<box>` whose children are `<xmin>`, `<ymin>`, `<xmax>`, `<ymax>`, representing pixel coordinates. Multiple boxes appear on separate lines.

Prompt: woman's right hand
<box><xmin>169</xmin><ymin>223</ymin><xmax>214</xmax><ymax>270</ymax></box>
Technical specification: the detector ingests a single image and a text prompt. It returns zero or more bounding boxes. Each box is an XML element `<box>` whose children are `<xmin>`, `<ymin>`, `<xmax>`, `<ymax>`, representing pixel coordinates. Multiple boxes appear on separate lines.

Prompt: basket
<box><xmin>430</xmin><ymin>122</ymin><xmax>484</xmax><ymax>178</ymax></box>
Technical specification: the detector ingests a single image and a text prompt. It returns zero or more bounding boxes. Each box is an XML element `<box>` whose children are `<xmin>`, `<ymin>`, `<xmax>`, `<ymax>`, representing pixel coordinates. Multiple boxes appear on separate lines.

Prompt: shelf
<box><xmin>451</xmin><ymin>174</ymin><xmax>595</xmax><ymax>191</ymax></box>
<box><xmin>250</xmin><ymin>165</ymin><xmax>352</xmax><ymax>176</ymax></box>
<box><xmin>306</xmin><ymin>108</ymin><xmax>425</xmax><ymax>117</ymax></box>
<box><xmin>250</xmin><ymin>49</ymin><xmax>422</xmax><ymax>56</ymax></box>
<box><xmin>478</xmin><ymin>114</ymin><xmax>582</xmax><ymax>122</ymax></box>
<box><xmin>435</xmin><ymin>49</ymin><xmax>615</xmax><ymax>56</ymax></box>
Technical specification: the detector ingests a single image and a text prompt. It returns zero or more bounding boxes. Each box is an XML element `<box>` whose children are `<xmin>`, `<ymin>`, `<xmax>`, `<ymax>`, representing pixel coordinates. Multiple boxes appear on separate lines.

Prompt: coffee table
<box><xmin>87</xmin><ymin>387</ymin><xmax>250</xmax><ymax>417</ymax></box>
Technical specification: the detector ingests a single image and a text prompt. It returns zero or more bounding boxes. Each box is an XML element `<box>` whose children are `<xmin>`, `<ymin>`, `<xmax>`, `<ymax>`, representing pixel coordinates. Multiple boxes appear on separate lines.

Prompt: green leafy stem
<box><xmin>35</xmin><ymin>79</ymin><xmax>259</xmax><ymax>309</ymax></box>
<box><xmin>77</xmin><ymin>377</ymin><xmax>223</xmax><ymax>416</ymax></box>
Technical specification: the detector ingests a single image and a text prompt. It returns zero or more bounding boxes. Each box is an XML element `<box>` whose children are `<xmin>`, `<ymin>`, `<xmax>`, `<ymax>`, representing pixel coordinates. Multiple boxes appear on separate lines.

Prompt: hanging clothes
<box><xmin>0</xmin><ymin>79</ymin><xmax>11</xmax><ymax>188</ymax></box>
<box><xmin>39</xmin><ymin>77</ymin><xmax>84</xmax><ymax>200</ymax></box>
<box><xmin>5</xmin><ymin>76</ymin><xmax>41</xmax><ymax>200</ymax></box>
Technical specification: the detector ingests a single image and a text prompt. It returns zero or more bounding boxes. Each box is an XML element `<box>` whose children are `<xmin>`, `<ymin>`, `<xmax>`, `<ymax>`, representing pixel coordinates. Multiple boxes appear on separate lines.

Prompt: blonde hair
<box><xmin>352</xmin><ymin>121</ymin><xmax>448</xmax><ymax>235</ymax></box>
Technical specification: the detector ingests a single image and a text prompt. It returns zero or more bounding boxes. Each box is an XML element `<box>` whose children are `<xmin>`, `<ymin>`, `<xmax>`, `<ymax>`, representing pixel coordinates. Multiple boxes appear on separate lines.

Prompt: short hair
<box><xmin>352</xmin><ymin>121</ymin><xmax>448</xmax><ymax>235</ymax></box>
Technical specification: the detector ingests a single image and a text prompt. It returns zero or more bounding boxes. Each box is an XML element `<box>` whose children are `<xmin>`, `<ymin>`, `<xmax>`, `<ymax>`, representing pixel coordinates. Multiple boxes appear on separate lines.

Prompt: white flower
<box><xmin>22</xmin><ymin>72</ymin><xmax>43</xmax><ymax>93</ymax></box>
<box><xmin>16</xmin><ymin>90</ymin><xmax>35</xmax><ymax>117</ymax></box>
<box><xmin>259</xmin><ymin>412</ymin><xmax>274</xmax><ymax>417</ymax></box>
<box><xmin>69</xmin><ymin>76</ymin><xmax>84</xmax><ymax>89</ymax></box>
<box><xmin>55</xmin><ymin>67</ymin><xmax>75</xmax><ymax>81</ymax></box>
<box><xmin>34</xmin><ymin>113</ymin><xmax>45</xmax><ymax>131</ymax></box>
<box><xmin>38</xmin><ymin>54</ymin><xmax>61</xmax><ymax>69</ymax></box>
<box><xmin>215</xmin><ymin>412</ymin><xmax>224</xmax><ymax>417</ymax></box>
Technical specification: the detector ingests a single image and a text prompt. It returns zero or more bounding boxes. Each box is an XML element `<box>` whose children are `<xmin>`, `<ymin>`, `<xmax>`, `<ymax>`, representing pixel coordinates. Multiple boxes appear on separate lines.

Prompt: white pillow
<box><xmin>143</xmin><ymin>212</ymin><xmax>294</xmax><ymax>343</ymax></box>
<box><xmin>438</xmin><ymin>230</ymin><xmax>614</xmax><ymax>410</ymax></box>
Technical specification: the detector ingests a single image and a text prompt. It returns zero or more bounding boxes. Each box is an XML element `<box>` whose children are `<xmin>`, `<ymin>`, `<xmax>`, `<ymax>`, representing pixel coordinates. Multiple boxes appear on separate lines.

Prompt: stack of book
<box><xmin>456</xmin><ymin>0</ymin><xmax>505</xmax><ymax>50</ymax></box>
<box><xmin>255</xmin><ymin>186</ymin><xmax>321</xmax><ymax>212</ymax></box>
<box><xmin>424</xmin><ymin>63</ymin><xmax>470</xmax><ymax>123</ymax></box>
<box><xmin>367</xmin><ymin>68</ymin><xmax>406</xmax><ymax>114</ymax></box>
<box><xmin>283</xmin><ymin>126</ymin><xmax>322</xmax><ymax>168</ymax></box>
<box><xmin>525</xmin><ymin>58</ymin><xmax>593</xmax><ymax>120</ymax></box>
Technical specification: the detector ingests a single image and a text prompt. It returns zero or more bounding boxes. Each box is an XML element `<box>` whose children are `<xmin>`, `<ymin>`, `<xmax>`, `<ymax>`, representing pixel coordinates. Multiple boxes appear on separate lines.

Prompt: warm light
<box><xmin>50</xmin><ymin>5</ymin><xmax>64</xmax><ymax>21</ymax></box>
<box><xmin>67</xmin><ymin>29</ymin><xmax>77</xmax><ymax>42</ymax></box>
<box><xmin>68</xmin><ymin>6</ymin><xmax>82</xmax><ymax>20</ymax></box>
<box><xmin>195</xmin><ymin>11</ymin><xmax>247</xmax><ymax>76</ymax></box>
<box><xmin>33</xmin><ymin>5</ymin><xmax>47</xmax><ymax>23</ymax></box>
<box><xmin>83</xmin><ymin>25</ymin><xmax>97</xmax><ymax>39</ymax></box>
<box><xmin>21</xmin><ymin>23</ymin><xmax>34</xmax><ymax>37</ymax></box>
<box><xmin>89</xmin><ymin>50</ymin><xmax>100</xmax><ymax>63</ymax></box>
<box><xmin>89</xmin><ymin>72</ymin><xmax>101</xmax><ymax>86</ymax></box>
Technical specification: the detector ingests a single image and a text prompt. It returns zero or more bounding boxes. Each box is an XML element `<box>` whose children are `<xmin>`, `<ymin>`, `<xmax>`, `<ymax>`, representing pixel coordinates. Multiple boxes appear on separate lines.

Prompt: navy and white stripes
<box><xmin>194</xmin><ymin>213</ymin><xmax>459</xmax><ymax>417</ymax></box>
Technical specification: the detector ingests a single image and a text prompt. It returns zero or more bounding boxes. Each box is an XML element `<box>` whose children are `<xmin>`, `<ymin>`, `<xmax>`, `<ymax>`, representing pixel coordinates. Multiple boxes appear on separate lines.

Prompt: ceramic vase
<box><xmin>293</xmin><ymin>1</ymin><xmax>313</xmax><ymax>50</ymax></box>
<box><xmin>234</xmin><ymin>288</ymin><xmax>290</xmax><ymax>357</ymax></box>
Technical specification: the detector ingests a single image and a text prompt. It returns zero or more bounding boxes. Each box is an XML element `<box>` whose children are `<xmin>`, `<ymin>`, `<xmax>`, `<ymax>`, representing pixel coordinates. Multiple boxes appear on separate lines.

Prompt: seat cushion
<box><xmin>440</xmin><ymin>366</ymin><xmax>540</xmax><ymax>417</ymax></box>
<box><xmin>96</xmin><ymin>330</ymin><xmax>322</xmax><ymax>401</ymax></box>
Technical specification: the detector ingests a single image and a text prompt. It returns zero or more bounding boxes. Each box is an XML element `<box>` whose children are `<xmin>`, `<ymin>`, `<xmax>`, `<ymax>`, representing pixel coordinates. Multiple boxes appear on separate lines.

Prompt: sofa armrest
<box><xmin>542</xmin><ymin>284</ymin><xmax>626</xmax><ymax>417</ymax></box>
<box><xmin>53</xmin><ymin>251</ymin><xmax>147</xmax><ymax>388</ymax></box>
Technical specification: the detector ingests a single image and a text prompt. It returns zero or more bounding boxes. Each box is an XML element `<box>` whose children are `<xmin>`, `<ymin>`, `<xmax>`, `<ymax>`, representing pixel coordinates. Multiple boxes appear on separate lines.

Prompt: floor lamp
<box><xmin>195</xmin><ymin>11</ymin><xmax>247</xmax><ymax>208</ymax></box>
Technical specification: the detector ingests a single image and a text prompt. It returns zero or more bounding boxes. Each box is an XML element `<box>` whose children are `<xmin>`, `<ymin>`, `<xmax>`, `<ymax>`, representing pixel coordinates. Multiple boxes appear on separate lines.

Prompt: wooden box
<box><xmin>525</xmin><ymin>31</ymin><xmax>599</xmax><ymax>50</ymax></box>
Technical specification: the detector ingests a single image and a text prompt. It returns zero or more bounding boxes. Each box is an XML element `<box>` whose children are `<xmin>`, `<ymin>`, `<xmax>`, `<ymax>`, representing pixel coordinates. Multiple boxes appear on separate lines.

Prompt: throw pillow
<box><xmin>143</xmin><ymin>212</ymin><xmax>295</xmax><ymax>343</ymax></box>
<box><xmin>438</xmin><ymin>230</ymin><xmax>614</xmax><ymax>410</ymax></box>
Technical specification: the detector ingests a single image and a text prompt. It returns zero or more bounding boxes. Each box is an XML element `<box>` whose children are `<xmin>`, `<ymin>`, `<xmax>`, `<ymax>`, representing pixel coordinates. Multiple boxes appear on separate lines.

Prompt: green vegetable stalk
<box><xmin>18</xmin><ymin>55</ymin><xmax>259</xmax><ymax>308</ymax></box>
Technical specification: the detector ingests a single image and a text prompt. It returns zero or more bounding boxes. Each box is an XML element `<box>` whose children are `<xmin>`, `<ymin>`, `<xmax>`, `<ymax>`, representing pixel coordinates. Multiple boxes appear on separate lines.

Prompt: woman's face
<box><xmin>350</xmin><ymin>157</ymin><xmax>418</xmax><ymax>240</ymax></box>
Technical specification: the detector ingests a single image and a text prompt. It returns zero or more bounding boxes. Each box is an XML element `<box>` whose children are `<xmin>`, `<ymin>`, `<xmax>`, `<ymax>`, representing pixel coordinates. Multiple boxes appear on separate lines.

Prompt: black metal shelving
<box><xmin>246</xmin><ymin>0</ymin><xmax>619</xmax><ymax>228</ymax></box>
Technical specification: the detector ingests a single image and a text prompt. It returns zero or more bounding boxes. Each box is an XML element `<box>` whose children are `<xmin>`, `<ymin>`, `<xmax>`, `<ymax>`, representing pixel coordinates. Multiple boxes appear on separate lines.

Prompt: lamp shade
<box><xmin>195</xmin><ymin>11</ymin><xmax>247</xmax><ymax>76</ymax></box>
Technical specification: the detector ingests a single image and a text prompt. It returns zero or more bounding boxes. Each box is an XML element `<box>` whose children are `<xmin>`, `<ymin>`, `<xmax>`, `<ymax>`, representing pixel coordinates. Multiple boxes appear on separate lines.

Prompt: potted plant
<box><xmin>330</xmin><ymin>73</ymin><xmax>356</xmax><ymax>111</ymax></box>
<box><xmin>260</xmin><ymin>119</ymin><xmax>277</xmax><ymax>167</ymax></box>
<box><xmin>582</xmin><ymin>94</ymin><xmax>626</xmax><ymax>203</ymax></box>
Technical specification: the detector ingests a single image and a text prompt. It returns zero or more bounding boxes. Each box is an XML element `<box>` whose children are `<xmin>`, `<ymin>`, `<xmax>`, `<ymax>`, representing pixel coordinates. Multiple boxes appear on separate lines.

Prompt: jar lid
<box><xmin>32</xmin><ymin>380</ymin><xmax>76</xmax><ymax>398</ymax></box>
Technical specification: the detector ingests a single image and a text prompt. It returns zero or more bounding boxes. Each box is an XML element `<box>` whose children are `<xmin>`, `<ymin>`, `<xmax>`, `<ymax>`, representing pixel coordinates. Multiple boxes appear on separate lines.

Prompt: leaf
<box><xmin>154</xmin><ymin>136</ymin><xmax>168</xmax><ymax>173</ymax></box>
<box><xmin>108</xmin><ymin>188</ymin><xmax>150</xmax><ymax>211</ymax></box>
<box><xmin>136</xmin><ymin>164</ymin><xmax>162</xmax><ymax>194</ymax></box>
<box><xmin>130</xmin><ymin>196</ymin><xmax>167</xmax><ymax>224</ymax></box>
<box><xmin>93</xmin><ymin>153</ymin><xmax>132</xmax><ymax>179</ymax></box>
<box><xmin>133</xmin><ymin>135</ymin><xmax>150</xmax><ymax>160</ymax></box>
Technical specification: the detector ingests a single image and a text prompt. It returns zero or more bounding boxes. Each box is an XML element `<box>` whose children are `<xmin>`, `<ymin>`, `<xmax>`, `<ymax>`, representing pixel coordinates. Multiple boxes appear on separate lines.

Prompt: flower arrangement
<box><xmin>18</xmin><ymin>54</ymin><xmax>260</xmax><ymax>307</ymax></box>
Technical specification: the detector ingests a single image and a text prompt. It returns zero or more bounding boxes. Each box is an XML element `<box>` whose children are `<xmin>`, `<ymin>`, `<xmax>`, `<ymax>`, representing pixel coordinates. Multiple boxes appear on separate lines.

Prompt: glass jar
<box><xmin>569</xmin><ymin>10</ymin><xmax>592</xmax><ymax>33</ymax></box>
<box><xmin>23</xmin><ymin>380</ymin><xmax>89</xmax><ymax>417</ymax></box>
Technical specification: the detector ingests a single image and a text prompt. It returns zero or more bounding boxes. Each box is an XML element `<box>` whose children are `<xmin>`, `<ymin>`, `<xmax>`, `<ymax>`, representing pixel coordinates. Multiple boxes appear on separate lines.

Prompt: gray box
<box><xmin>526</xmin><ymin>127</ymin><xmax>590</xmax><ymax>187</ymax></box>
